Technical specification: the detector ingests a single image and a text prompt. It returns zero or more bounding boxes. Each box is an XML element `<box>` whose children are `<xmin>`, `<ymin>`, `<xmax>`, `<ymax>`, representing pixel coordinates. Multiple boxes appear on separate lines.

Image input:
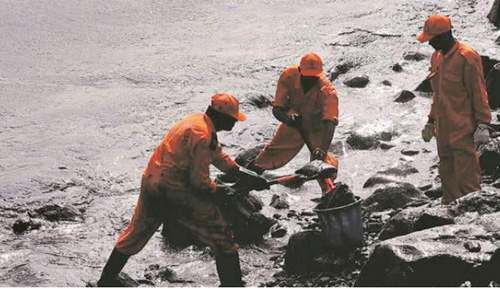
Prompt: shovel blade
<box><xmin>294</xmin><ymin>160</ymin><xmax>337</xmax><ymax>179</ymax></box>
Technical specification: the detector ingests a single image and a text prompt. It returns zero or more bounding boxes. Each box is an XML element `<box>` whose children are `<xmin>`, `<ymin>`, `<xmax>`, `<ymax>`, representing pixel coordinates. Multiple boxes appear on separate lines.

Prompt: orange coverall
<box><xmin>428</xmin><ymin>41</ymin><xmax>491</xmax><ymax>204</ymax></box>
<box><xmin>115</xmin><ymin>113</ymin><xmax>239</xmax><ymax>255</ymax></box>
<box><xmin>254</xmin><ymin>65</ymin><xmax>339</xmax><ymax>193</ymax></box>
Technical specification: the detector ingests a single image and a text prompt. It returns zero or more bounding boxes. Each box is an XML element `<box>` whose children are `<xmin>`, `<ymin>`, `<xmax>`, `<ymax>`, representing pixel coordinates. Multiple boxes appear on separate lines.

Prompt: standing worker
<box><xmin>417</xmin><ymin>15</ymin><xmax>491</xmax><ymax>204</ymax></box>
<box><xmin>95</xmin><ymin>93</ymin><xmax>269</xmax><ymax>287</ymax></box>
<box><xmin>249</xmin><ymin>53</ymin><xmax>339</xmax><ymax>194</ymax></box>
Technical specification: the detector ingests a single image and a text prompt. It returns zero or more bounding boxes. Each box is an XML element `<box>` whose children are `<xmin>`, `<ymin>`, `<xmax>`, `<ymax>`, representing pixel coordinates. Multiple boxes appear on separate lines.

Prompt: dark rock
<box><xmin>488</xmin><ymin>0</ymin><xmax>500</xmax><ymax>28</ymax></box>
<box><xmin>284</xmin><ymin>230</ymin><xmax>328</xmax><ymax>274</ymax></box>
<box><xmin>395</xmin><ymin>90</ymin><xmax>418</xmax><ymax>104</ymax></box>
<box><xmin>401</xmin><ymin>149</ymin><xmax>419</xmax><ymax>156</ymax></box>
<box><xmin>379</xmin><ymin>141</ymin><xmax>396</xmax><ymax>150</ymax></box>
<box><xmin>343</xmin><ymin>75</ymin><xmax>370</xmax><ymax>88</ymax></box>
<box><xmin>143</xmin><ymin>264</ymin><xmax>191</xmax><ymax>283</ymax></box>
<box><xmin>346</xmin><ymin>130</ymin><xmax>395</xmax><ymax>150</ymax></box>
<box><xmin>379</xmin><ymin>191</ymin><xmax>500</xmax><ymax>241</ymax></box>
<box><xmin>496</xmin><ymin>35</ymin><xmax>500</xmax><ymax>45</ymax></box>
<box><xmin>413</xmin><ymin>211</ymin><xmax>455</xmax><ymax>231</ymax></box>
<box><xmin>329</xmin><ymin>62</ymin><xmax>356</xmax><ymax>81</ymax></box>
<box><xmin>418</xmin><ymin>184</ymin><xmax>432</xmax><ymax>191</ymax></box>
<box><xmin>482</xmin><ymin>56</ymin><xmax>500</xmax><ymax>77</ymax></box>
<box><xmin>270</xmin><ymin>194</ymin><xmax>290</xmax><ymax>209</ymax></box>
<box><xmin>12</xmin><ymin>217</ymin><xmax>45</xmax><ymax>234</ymax></box>
<box><xmin>356</xmin><ymin>212</ymin><xmax>500</xmax><ymax>287</ymax></box>
<box><xmin>392</xmin><ymin>63</ymin><xmax>403</xmax><ymax>72</ymax></box>
<box><xmin>29</xmin><ymin>204</ymin><xmax>83</xmax><ymax>222</ymax></box>
<box><xmin>450</xmin><ymin>191</ymin><xmax>500</xmax><ymax>215</ymax></box>
<box><xmin>362</xmin><ymin>182</ymin><xmax>429</xmax><ymax>212</ymax></box>
<box><xmin>300</xmin><ymin>211</ymin><xmax>316</xmax><ymax>217</ymax></box>
<box><xmin>234</xmin><ymin>144</ymin><xmax>265</xmax><ymax>169</ymax></box>
<box><xmin>464</xmin><ymin>242</ymin><xmax>481</xmax><ymax>253</ymax></box>
<box><xmin>486</xmin><ymin>62</ymin><xmax>500</xmax><ymax>109</ymax></box>
<box><xmin>394</xmin><ymin>90</ymin><xmax>416</xmax><ymax>103</ymax></box>
<box><xmin>366</xmin><ymin>221</ymin><xmax>383</xmax><ymax>233</ymax></box>
<box><xmin>403</xmin><ymin>51</ymin><xmax>427</xmax><ymax>61</ymax></box>
<box><xmin>273</xmin><ymin>213</ymin><xmax>282</xmax><ymax>220</ymax></box>
<box><xmin>377</xmin><ymin>162</ymin><xmax>419</xmax><ymax>177</ymax></box>
<box><xmin>315</xmin><ymin>182</ymin><xmax>357</xmax><ymax>209</ymax></box>
<box><xmin>363</xmin><ymin>175</ymin><xmax>397</xmax><ymax>188</ymax></box>
<box><xmin>424</xmin><ymin>186</ymin><xmax>443</xmax><ymax>200</ymax></box>
<box><xmin>328</xmin><ymin>140</ymin><xmax>348</xmax><ymax>157</ymax></box>
<box><xmin>270</xmin><ymin>223</ymin><xmax>287</xmax><ymax>238</ymax></box>
<box><xmin>245</xmin><ymin>93</ymin><xmax>272</xmax><ymax>109</ymax></box>
<box><xmin>415</xmin><ymin>78</ymin><xmax>433</xmax><ymax>93</ymax></box>
<box><xmin>381</xmin><ymin>80</ymin><xmax>392</xmax><ymax>86</ymax></box>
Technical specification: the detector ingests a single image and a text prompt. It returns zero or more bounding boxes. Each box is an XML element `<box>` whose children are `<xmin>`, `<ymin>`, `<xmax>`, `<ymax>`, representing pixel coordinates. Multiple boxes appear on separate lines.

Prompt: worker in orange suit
<box><xmin>417</xmin><ymin>15</ymin><xmax>491</xmax><ymax>204</ymax></box>
<box><xmin>250</xmin><ymin>53</ymin><xmax>339</xmax><ymax>194</ymax></box>
<box><xmin>95</xmin><ymin>93</ymin><xmax>269</xmax><ymax>287</ymax></box>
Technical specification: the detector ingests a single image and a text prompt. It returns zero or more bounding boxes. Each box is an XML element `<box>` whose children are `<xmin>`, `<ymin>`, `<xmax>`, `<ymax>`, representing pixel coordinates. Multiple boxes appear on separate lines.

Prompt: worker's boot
<box><xmin>97</xmin><ymin>248</ymin><xmax>130</xmax><ymax>287</ymax></box>
<box><xmin>215</xmin><ymin>251</ymin><xmax>245</xmax><ymax>287</ymax></box>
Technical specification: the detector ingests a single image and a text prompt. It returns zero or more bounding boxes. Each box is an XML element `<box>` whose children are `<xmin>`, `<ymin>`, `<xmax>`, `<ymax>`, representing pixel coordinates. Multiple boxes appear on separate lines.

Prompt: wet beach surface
<box><xmin>1</xmin><ymin>0</ymin><xmax>499</xmax><ymax>286</ymax></box>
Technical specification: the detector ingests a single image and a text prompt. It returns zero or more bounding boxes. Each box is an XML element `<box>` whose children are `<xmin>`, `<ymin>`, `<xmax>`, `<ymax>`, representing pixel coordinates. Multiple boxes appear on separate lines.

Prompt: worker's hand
<box><xmin>237</xmin><ymin>167</ymin><xmax>270</xmax><ymax>191</ymax></box>
<box><xmin>286</xmin><ymin>113</ymin><xmax>302</xmax><ymax>129</ymax></box>
<box><xmin>213</xmin><ymin>185</ymin><xmax>237</xmax><ymax>205</ymax></box>
<box><xmin>474</xmin><ymin>124</ymin><xmax>490</xmax><ymax>144</ymax></box>
<box><xmin>421</xmin><ymin>123</ymin><xmax>435</xmax><ymax>142</ymax></box>
<box><xmin>312</xmin><ymin>148</ymin><xmax>327</xmax><ymax>161</ymax></box>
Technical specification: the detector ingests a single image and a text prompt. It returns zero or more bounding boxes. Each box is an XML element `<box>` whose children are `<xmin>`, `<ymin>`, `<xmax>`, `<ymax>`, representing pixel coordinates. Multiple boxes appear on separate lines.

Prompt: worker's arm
<box><xmin>463</xmin><ymin>54</ymin><xmax>491</xmax><ymax>125</ymax></box>
<box><xmin>189</xmin><ymin>138</ymin><xmax>217</xmax><ymax>193</ymax></box>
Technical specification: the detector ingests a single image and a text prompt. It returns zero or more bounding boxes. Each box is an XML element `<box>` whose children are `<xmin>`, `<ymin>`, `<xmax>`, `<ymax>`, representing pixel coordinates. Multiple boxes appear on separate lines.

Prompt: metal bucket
<box><xmin>313</xmin><ymin>197</ymin><xmax>364</xmax><ymax>246</ymax></box>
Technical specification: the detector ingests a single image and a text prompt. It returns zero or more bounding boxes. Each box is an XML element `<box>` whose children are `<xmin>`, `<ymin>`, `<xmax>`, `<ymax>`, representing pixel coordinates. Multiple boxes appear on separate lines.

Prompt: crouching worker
<box><xmin>250</xmin><ymin>53</ymin><xmax>339</xmax><ymax>194</ymax></box>
<box><xmin>95</xmin><ymin>93</ymin><xmax>269</xmax><ymax>287</ymax></box>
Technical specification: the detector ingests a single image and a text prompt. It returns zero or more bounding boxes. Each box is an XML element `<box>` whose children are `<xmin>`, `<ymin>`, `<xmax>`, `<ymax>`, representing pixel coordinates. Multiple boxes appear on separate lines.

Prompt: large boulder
<box><xmin>361</xmin><ymin>183</ymin><xmax>430</xmax><ymax>213</ymax></box>
<box><xmin>486</xmin><ymin>62</ymin><xmax>500</xmax><ymax>109</ymax></box>
<box><xmin>355</xmin><ymin>212</ymin><xmax>500</xmax><ymax>287</ymax></box>
<box><xmin>284</xmin><ymin>230</ymin><xmax>367</xmax><ymax>275</ymax></box>
<box><xmin>479</xmin><ymin>138</ymin><xmax>500</xmax><ymax>184</ymax></box>
<box><xmin>379</xmin><ymin>191</ymin><xmax>500</xmax><ymax>241</ymax></box>
<box><xmin>379</xmin><ymin>204</ymin><xmax>455</xmax><ymax>240</ymax></box>
<box><xmin>488</xmin><ymin>0</ymin><xmax>500</xmax><ymax>28</ymax></box>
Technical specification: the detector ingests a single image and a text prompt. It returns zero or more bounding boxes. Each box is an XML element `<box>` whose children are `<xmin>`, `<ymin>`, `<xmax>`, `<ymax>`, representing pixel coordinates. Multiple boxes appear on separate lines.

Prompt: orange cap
<box><xmin>211</xmin><ymin>93</ymin><xmax>246</xmax><ymax>121</ymax></box>
<box><xmin>299</xmin><ymin>53</ymin><xmax>323</xmax><ymax>77</ymax></box>
<box><xmin>416</xmin><ymin>15</ymin><xmax>452</xmax><ymax>42</ymax></box>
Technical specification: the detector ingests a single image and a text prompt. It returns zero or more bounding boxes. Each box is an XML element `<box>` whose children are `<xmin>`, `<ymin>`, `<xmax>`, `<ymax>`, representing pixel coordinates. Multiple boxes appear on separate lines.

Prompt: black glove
<box><xmin>237</xmin><ymin>167</ymin><xmax>270</xmax><ymax>191</ymax></box>
<box><xmin>286</xmin><ymin>113</ymin><xmax>302</xmax><ymax>129</ymax></box>
<box><xmin>312</xmin><ymin>148</ymin><xmax>327</xmax><ymax>161</ymax></box>
<box><xmin>213</xmin><ymin>185</ymin><xmax>237</xmax><ymax>205</ymax></box>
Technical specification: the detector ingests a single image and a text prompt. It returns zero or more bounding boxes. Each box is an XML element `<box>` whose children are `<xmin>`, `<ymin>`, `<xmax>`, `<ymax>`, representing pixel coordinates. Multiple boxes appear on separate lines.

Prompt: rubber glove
<box><xmin>422</xmin><ymin>123</ymin><xmax>435</xmax><ymax>142</ymax></box>
<box><xmin>473</xmin><ymin>124</ymin><xmax>490</xmax><ymax>144</ymax></box>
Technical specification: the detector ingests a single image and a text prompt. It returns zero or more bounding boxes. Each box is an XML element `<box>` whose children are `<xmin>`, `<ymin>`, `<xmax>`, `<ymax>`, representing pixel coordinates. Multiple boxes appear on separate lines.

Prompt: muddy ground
<box><xmin>1</xmin><ymin>0</ymin><xmax>499</xmax><ymax>287</ymax></box>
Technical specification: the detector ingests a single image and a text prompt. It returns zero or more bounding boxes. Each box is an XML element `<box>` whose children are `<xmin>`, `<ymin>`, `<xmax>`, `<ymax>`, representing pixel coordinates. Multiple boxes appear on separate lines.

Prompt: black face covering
<box><xmin>206</xmin><ymin>106</ymin><xmax>237</xmax><ymax>131</ymax></box>
<box><xmin>300</xmin><ymin>75</ymin><xmax>319</xmax><ymax>94</ymax></box>
<box><xmin>429</xmin><ymin>31</ymin><xmax>454</xmax><ymax>53</ymax></box>
<box><xmin>216</xmin><ymin>113</ymin><xmax>237</xmax><ymax>131</ymax></box>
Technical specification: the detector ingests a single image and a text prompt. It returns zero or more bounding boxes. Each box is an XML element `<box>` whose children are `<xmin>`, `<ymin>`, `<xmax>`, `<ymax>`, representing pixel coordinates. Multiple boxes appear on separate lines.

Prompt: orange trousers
<box><xmin>437</xmin><ymin>141</ymin><xmax>481</xmax><ymax>205</ymax></box>
<box><xmin>254</xmin><ymin>123</ymin><xmax>338</xmax><ymax>193</ymax></box>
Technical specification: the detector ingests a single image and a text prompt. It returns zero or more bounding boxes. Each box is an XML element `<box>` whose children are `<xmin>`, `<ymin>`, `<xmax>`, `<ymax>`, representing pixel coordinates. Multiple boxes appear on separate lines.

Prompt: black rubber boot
<box><xmin>97</xmin><ymin>248</ymin><xmax>130</xmax><ymax>287</ymax></box>
<box><xmin>215</xmin><ymin>251</ymin><xmax>245</xmax><ymax>287</ymax></box>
